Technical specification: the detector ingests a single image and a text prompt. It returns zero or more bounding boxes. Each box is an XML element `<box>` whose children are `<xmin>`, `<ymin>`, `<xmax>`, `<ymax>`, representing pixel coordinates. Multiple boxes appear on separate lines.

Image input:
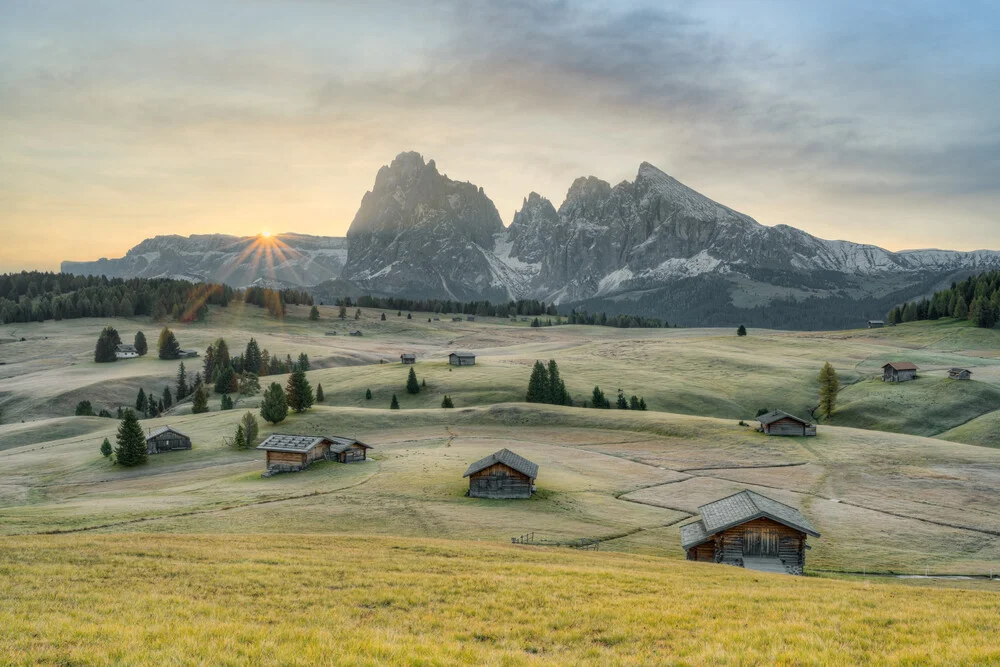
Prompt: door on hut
<box><xmin>743</xmin><ymin>526</ymin><xmax>780</xmax><ymax>557</ymax></box>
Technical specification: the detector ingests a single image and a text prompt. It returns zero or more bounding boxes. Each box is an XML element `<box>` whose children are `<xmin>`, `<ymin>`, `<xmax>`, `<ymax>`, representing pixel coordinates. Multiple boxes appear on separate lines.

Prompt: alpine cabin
<box><xmin>882</xmin><ymin>361</ymin><xmax>917</xmax><ymax>382</ymax></box>
<box><xmin>449</xmin><ymin>351</ymin><xmax>476</xmax><ymax>366</ymax></box>
<box><xmin>115</xmin><ymin>344</ymin><xmax>139</xmax><ymax>359</ymax></box>
<box><xmin>145</xmin><ymin>426</ymin><xmax>192</xmax><ymax>454</ymax></box>
<box><xmin>257</xmin><ymin>434</ymin><xmax>372</xmax><ymax>474</ymax></box>
<box><xmin>757</xmin><ymin>410</ymin><xmax>816</xmax><ymax>436</ymax></box>
<box><xmin>400</xmin><ymin>353</ymin><xmax>416</xmax><ymax>365</ymax></box>
<box><xmin>949</xmin><ymin>368</ymin><xmax>972</xmax><ymax>380</ymax></box>
<box><xmin>680</xmin><ymin>490</ymin><xmax>819</xmax><ymax>575</ymax></box>
<box><xmin>867</xmin><ymin>320</ymin><xmax>885</xmax><ymax>329</ymax></box>
<box><xmin>463</xmin><ymin>449</ymin><xmax>538</xmax><ymax>499</ymax></box>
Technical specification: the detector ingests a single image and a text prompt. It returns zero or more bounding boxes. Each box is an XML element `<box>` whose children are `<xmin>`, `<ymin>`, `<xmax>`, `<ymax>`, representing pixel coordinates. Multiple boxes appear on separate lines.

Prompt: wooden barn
<box><xmin>882</xmin><ymin>361</ymin><xmax>917</xmax><ymax>382</ymax></box>
<box><xmin>463</xmin><ymin>449</ymin><xmax>538</xmax><ymax>499</ymax></box>
<box><xmin>949</xmin><ymin>368</ymin><xmax>973</xmax><ymax>380</ymax></box>
<box><xmin>400</xmin><ymin>353</ymin><xmax>416</xmax><ymax>365</ymax></box>
<box><xmin>867</xmin><ymin>320</ymin><xmax>885</xmax><ymax>329</ymax></box>
<box><xmin>680</xmin><ymin>490</ymin><xmax>819</xmax><ymax>575</ymax></box>
<box><xmin>757</xmin><ymin>410</ymin><xmax>816</xmax><ymax>436</ymax></box>
<box><xmin>145</xmin><ymin>426</ymin><xmax>192</xmax><ymax>454</ymax></box>
<box><xmin>115</xmin><ymin>344</ymin><xmax>139</xmax><ymax>359</ymax></box>
<box><xmin>449</xmin><ymin>351</ymin><xmax>476</xmax><ymax>366</ymax></box>
<box><xmin>257</xmin><ymin>434</ymin><xmax>372</xmax><ymax>474</ymax></box>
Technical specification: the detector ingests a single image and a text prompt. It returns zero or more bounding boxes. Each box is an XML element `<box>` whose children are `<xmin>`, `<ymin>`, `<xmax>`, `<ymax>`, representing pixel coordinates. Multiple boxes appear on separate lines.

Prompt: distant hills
<box><xmin>62</xmin><ymin>152</ymin><xmax>1000</xmax><ymax>328</ymax></box>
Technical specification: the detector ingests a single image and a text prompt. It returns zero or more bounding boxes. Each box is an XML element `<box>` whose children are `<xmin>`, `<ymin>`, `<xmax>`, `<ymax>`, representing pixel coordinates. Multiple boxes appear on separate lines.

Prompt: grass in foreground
<box><xmin>1</xmin><ymin>534</ymin><xmax>998</xmax><ymax>665</ymax></box>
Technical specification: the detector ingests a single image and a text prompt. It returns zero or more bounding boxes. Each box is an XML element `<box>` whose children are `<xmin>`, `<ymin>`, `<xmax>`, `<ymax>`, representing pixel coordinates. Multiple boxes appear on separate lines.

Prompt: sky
<box><xmin>1</xmin><ymin>0</ymin><xmax>999</xmax><ymax>272</ymax></box>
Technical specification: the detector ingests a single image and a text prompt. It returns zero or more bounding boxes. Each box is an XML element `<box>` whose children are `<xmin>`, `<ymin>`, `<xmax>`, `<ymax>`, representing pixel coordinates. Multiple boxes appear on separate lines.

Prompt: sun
<box><xmin>261</xmin><ymin>231</ymin><xmax>271</xmax><ymax>237</ymax></box>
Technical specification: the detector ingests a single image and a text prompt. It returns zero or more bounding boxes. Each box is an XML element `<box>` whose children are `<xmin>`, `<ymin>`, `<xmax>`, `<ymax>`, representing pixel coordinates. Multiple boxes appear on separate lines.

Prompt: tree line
<box><xmin>342</xmin><ymin>295</ymin><xmax>559</xmax><ymax>318</ymax></box>
<box><xmin>887</xmin><ymin>270</ymin><xmax>1000</xmax><ymax>329</ymax></box>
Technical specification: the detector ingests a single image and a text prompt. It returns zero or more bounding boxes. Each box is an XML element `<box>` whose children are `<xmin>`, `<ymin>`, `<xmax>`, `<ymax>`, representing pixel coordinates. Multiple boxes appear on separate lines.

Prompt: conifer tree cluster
<box><xmin>158</xmin><ymin>327</ymin><xmax>182</xmax><ymax>359</ymax></box>
<box><xmin>588</xmin><ymin>386</ymin><xmax>646</xmax><ymax>410</ymax></box>
<box><xmin>888</xmin><ymin>270</ymin><xmax>1000</xmax><ymax>329</ymax></box>
<box><xmin>243</xmin><ymin>286</ymin><xmax>311</xmax><ymax>318</ymax></box>
<box><xmin>525</xmin><ymin>360</ymin><xmax>572</xmax><ymax>405</ymax></box>
<box><xmin>441</xmin><ymin>395</ymin><xmax>454</xmax><ymax>408</ymax></box>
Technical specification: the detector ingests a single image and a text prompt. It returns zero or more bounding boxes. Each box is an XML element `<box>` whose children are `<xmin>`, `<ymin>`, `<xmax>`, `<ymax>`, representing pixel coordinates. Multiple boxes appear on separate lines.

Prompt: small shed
<box><xmin>463</xmin><ymin>449</ymin><xmax>538</xmax><ymax>499</ymax></box>
<box><xmin>680</xmin><ymin>490</ymin><xmax>819</xmax><ymax>575</ymax></box>
<box><xmin>349</xmin><ymin>330</ymin><xmax>363</xmax><ymax>337</ymax></box>
<box><xmin>400</xmin><ymin>353</ymin><xmax>416</xmax><ymax>365</ymax></box>
<box><xmin>257</xmin><ymin>433</ymin><xmax>372</xmax><ymax>474</ymax></box>
<box><xmin>328</xmin><ymin>437</ymin><xmax>372</xmax><ymax>463</ymax></box>
<box><xmin>867</xmin><ymin>320</ymin><xmax>885</xmax><ymax>329</ymax></box>
<box><xmin>882</xmin><ymin>361</ymin><xmax>917</xmax><ymax>382</ymax></box>
<box><xmin>115</xmin><ymin>344</ymin><xmax>139</xmax><ymax>359</ymax></box>
<box><xmin>948</xmin><ymin>368</ymin><xmax>973</xmax><ymax>380</ymax></box>
<box><xmin>145</xmin><ymin>426</ymin><xmax>192</xmax><ymax>454</ymax></box>
<box><xmin>757</xmin><ymin>410</ymin><xmax>816</xmax><ymax>437</ymax></box>
<box><xmin>449</xmin><ymin>351</ymin><xmax>476</xmax><ymax>366</ymax></box>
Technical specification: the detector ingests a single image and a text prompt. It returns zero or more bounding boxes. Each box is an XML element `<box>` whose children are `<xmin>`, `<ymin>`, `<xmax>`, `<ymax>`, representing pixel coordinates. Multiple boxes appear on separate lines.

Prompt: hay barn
<box><xmin>757</xmin><ymin>410</ymin><xmax>816</xmax><ymax>436</ymax></box>
<box><xmin>145</xmin><ymin>426</ymin><xmax>192</xmax><ymax>454</ymax></box>
<box><xmin>463</xmin><ymin>449</ymin><xmax>538</xmax><ymax>499</ymax></box>
<box><xmin>449</xmin><ymin>351</ymin><xmax>476</xmax><ymax>366</ymax></box>
<box><xmin>882</xmin><ymin>361</ymin><xmax>917</xmax><ymax>382</ymax></box>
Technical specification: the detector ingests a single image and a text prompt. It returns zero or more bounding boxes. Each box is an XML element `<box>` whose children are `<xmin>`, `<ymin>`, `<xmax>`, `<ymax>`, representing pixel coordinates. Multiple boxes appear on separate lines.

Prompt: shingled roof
<box><xmin>145</xmin><ymin>425</ymin><xmax>189</xmax><ymax>441</ymax></box>
<box><xmin>449</xmin><ymin>351</ymin><xmax>476</xmax><ymax>358</ymax></box>
<box><xmin>463</xmin><ymin>449</ymin><xmax>538</xmax><ymax>480</ymax></box>
<box><xmin>757</xmin><ymin>410</ymin><xmax>812</xmax><ymax>426</ymax></box>
<box><xmin>256</xmin><ymin>434</ymin><xmax>330</xmax><ymax>453</ymax></box>
<box><xmin>882</xmin><ymin>361</ymin><xmax>917</xmax><ymax>371</ymax></box>
<box><xmin>327</xmin><ymin>436</ymin><xmax>372</xmax><ymax>454</ymax></box>
<box><xmin>696</xmin><ymin>490</ymin><xmax>819</xmax><ymax>539</ymax></box>
<box><xmin>679</xmin><ymin>519</ymin><xmax>711</xmax><ymax>550</ymax></box>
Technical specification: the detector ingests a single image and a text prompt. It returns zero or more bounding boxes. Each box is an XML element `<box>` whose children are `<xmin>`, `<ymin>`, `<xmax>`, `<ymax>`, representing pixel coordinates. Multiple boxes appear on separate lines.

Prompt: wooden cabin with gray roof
<box><xmin>882</xmin><ymin>361</ymin><xmax>917</xmax><ymax>382</ymax></box>
<box><xmin>757</xmin><ymin>410</ymin><xmax>816</xmax><ymax>436</ymax></box>
<box><xmin>680</xmin><ymin>490</ymin><xmax>819</xmax><ymax>575</ymax></box>
<box><xmin>145</xmin><ymin>426</ymin><xmax>192</xmax><ymax>454</ymax></box>
<box><xmin>463</xmin><ymin>449</ymin><xmax>538</xmax><ymax>499</ymax></box>
<box><xmin>257</xmin><ymin>434</ymin><xmax>372</xmax><ymax>474</ymax></box>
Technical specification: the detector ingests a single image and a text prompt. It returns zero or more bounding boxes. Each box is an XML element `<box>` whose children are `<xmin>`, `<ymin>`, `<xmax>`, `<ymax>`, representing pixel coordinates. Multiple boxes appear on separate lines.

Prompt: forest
<box><xmin>888</xmin><ymin>270</ymin><xmax>1000</xmax><ymax>329</ymax></box>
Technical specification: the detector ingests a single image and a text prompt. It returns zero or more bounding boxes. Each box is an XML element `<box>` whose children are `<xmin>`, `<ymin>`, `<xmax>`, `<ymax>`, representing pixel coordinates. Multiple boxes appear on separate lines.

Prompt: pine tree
<box><xmin>297</xmin><ymin>353</ymin><xmax>310</xmax><ymax>371</ymax></box>
<box><xmin>162</xmin><ymin>386</ymin><xmax>173</xmax><ymax>410</ymax></box>
<box><xmin>158</xmin><ymin>327</ymin><xmax>181</xmax><ymax>360</ymax></box>
<box><xmin>75</xmin><ymin>400</ymin><xmax>94</xmax><ymax>416</ymax></box>
<box><xmin>244</xmin><ymin>338</ymin><xmax>263</xmax><ymax>375</ymax></box>
<box><xmin>260</xmin><ymin>382</ymin><xmax>288</xmax><ymax>424</ymax></box>
<box><xmin>547</xmin><ymin>359</ymin><xmax>568</xmax><ymax>405</ymax></box>
<box><xmin>381</xmin><ymin>312</ymin><xmax>387</xmax><ymax>321</ymax></box>
<box><xmin>406</xmin><ymin>367</ymin><xmax>420</xmax><ymax>394</ymax></box>
<box><xmin>316</xmin><ymin>383</ymin><xmax>325</xmax><ymax>402</ymax></box>
<box><xmin>525</xmin><ymin>360</ymin><xmax>549</xmax><ymax>403</ymax></box>
<box><xmin>818</xmin><ymin>362</ymin><xmax>840</xmax><ymax>420</ymax></box>
<box><xmin>191</xmin><ymin>383</ymin><xmax>209</xmax><ymax>414</ymax></box>
<box><xmin>338</xmin><ymin>305</ymin><xmax>347</xmax><ymax>319</ymax></box>
<box><xmin>390</xmin><ymin>394</ymin><xmax>399</xmax><ymax>409</ymax></box>
<box><xmin>136</xmin><ymin>387</ymin><xmax>147</xmax><ymax>414</ymax></box>
<box><xmin>638</xmin><ymin>397</ymin><xmax>647</xmax><ymax>411</ymax></box>
<box><xmin>407</xmin><ymin>312</ymin><xmax>412</xmax><ymax>320</ymax></box>
<box><xmin>114</xmin><ymin>409</ymin><xmax>147</xmax><ymax>467</ymax></box>
<box><xmin>591</xmin><ymin>386</ymin><xmax>609</xmax><ymax>409</ymax></box>
<box><xmin>441</xmin><ymin>395</ymin><xmax>454</xmax><ymax>408</ymax></box>
<box><xmin>239</xmin><ymin>372</ymin><xmax>260</xmax><ymax>397</ymax></box>
<box><xmin>175</xmin><ymin>362</ymin><xmax>189</xmax><ymax>401</ymax></box>
<box><xmin>285</xmin><ymin>369</ymin><xmax>314</xmax><ymax>413</ymax></box>
<box><xmin>220</xmin><ymin>394</ymin><xmax>234</xmax><ymax>410</ymax></box>
<box><xmin>94</xmin><ymin>326</ymin><xmax>121</xmax><ymax>363</ymax></box>
<box><xmin>134</xmin><ymin>331</ymin><xmax>147</xmax><ymax>356</ymax></box>
<box><xmin>100</xmin><ymin>437</ymin><xmax>112</xmax><ymax>458</ymax></box>
<box><xmin>233</xmin><ymin>423</ymin><xmax>247</xmax><ymax>450</ymax></box>
<box><xmin>215</xmin><ymin>366</ymin><xmax>236</xmax><ymax>394</ymax></box>
<box><xmin>737</xmin><ymin>324</ymin><xmax>747</xmax><ymax>336</ymax></box>
<box><xmin>240</xmin><ymin>411</ymin><xmax>259</xmax><ymax>446</ymax></box>
<box><xmin>616</xmin><ymin>389</ymin><xmax>629</xmax><ymax>409</ymax></box>
<box><xmin>630</xmin><ymin>395</ymin><xmax>640</xmax><ymax>410</ymax></box>
<box><xmin>365</xmin><ymin>388</ymin><xmax>372</xmax><ymax>400</ymax></box>
<box><xmin>309</xmin><ymin>305</ymin><xmax>320</xmax><ymax>321</ymax></box>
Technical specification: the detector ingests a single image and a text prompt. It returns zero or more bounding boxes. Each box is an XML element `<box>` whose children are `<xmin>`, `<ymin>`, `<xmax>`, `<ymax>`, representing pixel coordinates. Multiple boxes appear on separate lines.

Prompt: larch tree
<box><xmin>818</xmin><ymin>362</ymin><xmax>840</xmax><ymax>420</ymax></box>
<box><xmin>240</xmin><ymin>411</ymin><xmax>260</xmax><ymax>446</ymax></box>
<box><xmin>158</xmin><ymin>327</ymin><xmax>181</xmax><ymax>360</ymax></box>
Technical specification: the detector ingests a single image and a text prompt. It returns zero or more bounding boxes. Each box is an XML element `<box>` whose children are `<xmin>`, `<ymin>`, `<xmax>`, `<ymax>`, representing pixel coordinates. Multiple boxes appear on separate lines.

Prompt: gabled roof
<box><xmin>327</xmin><ymin>436</ymin><xmax>372</xmax><ymax>454</ymax></box>
<box><xmin>146</xmin><ymin>425</ymin><xmax>189</xmax><ymax>441</ymax></box>
<box><xmin>949</xmin><ymin>367</ymin><xmax>972</xmax><ymax>374</ymax></box>
<box><xmin>463</xmin><ymin>448</ymin><xmax>538</xmax><ymax>479</ymax></box>
<box><xmin>400</xmin><ymin>353</ymin><xmax>416</xmax><ymax>359</ymax></box>
<box><xmin>680</xmin><ymin>519</ymin><xmax>711</xmax><ymax>550</ymax></box>
<box><xmin>868</xmin><ymin>320</ymin><xmax>885</xmax><ymax>324</ymax></box>
<box><xmin>449</xmin><ymin>351</ymin><xmax>476</xmax><ymax>358</ymax></box>
<box><xmin>696</xmin><ymin>490</ymin><xmax>819</xmax><ymax>538</ymax></box>
<box><xmin>116</xmin><ymin>344</ymin><xmax>138</xmax><ymax>353</ymax></box>
<box><xmin>757</xmin><ymin>410</ymin><xmax>812</xmax><ymax>426</ymax></box>
<box><xmin>882</xmin><ymin>361</ymin><xmax>917</xmax><ymax>371</ymax></box>
<box><xmin>256</xmin><ymin>434</ymin><xmax>330</xmax><ymax>453</ymax></box>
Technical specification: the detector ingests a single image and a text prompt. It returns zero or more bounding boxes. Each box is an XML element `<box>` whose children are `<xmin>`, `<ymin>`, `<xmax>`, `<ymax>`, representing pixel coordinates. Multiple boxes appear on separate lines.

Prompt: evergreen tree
<box><xmin>94</xmin><ymin>326</ymin><xmax>121</xmax><ymax>363</ymax></box>
<box><xmin>215</xmin><ymin>365</ymin><xmax>236</xmax><ymax>394</ymax></box>
<box><xmin>75</xmin><ymin>400</ymin><xmax>94</xmax><ymax>416</ymax></box>
<box><xmin>114</xmin><ymin>409</ymin><xmax>147</xmax><ymax>467</ymax></box>
<box><xmin>220</xmin><ymin>394</ymin><xmax>234</xmax><ymax>410</ymax></box>
<box><xmin>406</xmin><ymin>367</ymin><xmax>420</xmax><ymax>394</ymax></box>
<box><xmin>134</xmin><ymin>330</ymin><xmax>147</xmax><ymax>355</ymax></box>
<box><xmin>441</xmin><ymin>395</ymin><xmax>454</xmax><ymax>408</ymax></box>
<box><xmin>338</xmin><ymin>305</ymin><xmax>347</xmax><ymax>319</ymax></box>
<box><xmin>136</xmin><ymin>387</ymin><xmax>147</xmax><ymax>414</ymax></box>
<box><xmin>297</xmin><ymin>352</ymin><xmax>310</xmax><ymax>371</ymax></box>
<box><xmin>244</xmin><ymin>338</ymin><xmax>263</xmax><ymax>375</ymax></box>
<box><xmin>309</xmin><ymin>305</ymin><xmax>320</xmax><ymax>321</ymax></box>
<box><xmin>737</xmin><ymin>324</ymin><xmax>747</xmax><ymax>337</ymax></box>
<box><xmin>390</xmin><ymin>394</ymin><xmax>400</xmax><ymax>409</ymax></box>
<box><xmin>381</xmin><ymin>312</ymin><xmax>387</xmax><ymax>321</ymax></box>
<box><xmin>630</xmin><ymin>395</ymin><xmax>640</xmax><ymax>410</ymax></box>
<box><xmin>260</xmin><ymin>382</ymin><xmax>288</xmax><ymax>425</ymax></box>
<box><xmin>638</xmin><ymin>397</ymin><xmax>647</xmax><ymax>411</ymax></box>
<box><xmin>591</xmin><ymin>386</ymin><xmax>609</xmax><ymax>409</ymax></box>
<box><xmin>191</xmin><ymin>383</ymin><xmax>209</xmax><ymax>414</ymax></box>
<box><xmin>241</xmin><ymin>411</ymin><xmax>259</xmax><ymax>446</ymax></box>
<box><xmin>100</xmin><ymin>437</ymin><xmax>112</xmax><ymax>458</ymax></box>
<box><xmin>355</xmin><ymin>308</ymin><xmax>361</xmax><ymax>320</ymax></box>
<box><xmin>407</xmin><ymin>312</ymin><xmax>412</xmax><ymax>319</ymax></box>
<box><xmin>365</xmin><ymin>388</ymin><xmax>372</xmax><ymax>400</ymax></box>
<box><xmin>158</xmin><ymin>327</ymin><xmax>181</xmax><ymax>359</ymax></box>
<box><xmin>162</xmin><ymin>386</ymin><xmax>173</xmax><ymax>410</ymax></box>
<box><xmin>239</xmin><ymin>372</ymin><xmax>261</xmax><ymax>397</ymax></box>
<box><xmin>818</xmin><ymin>362</ymin><xmax>840</xmax><ymax>420</ymax></box>
<box><xmin>233</xmin><ymin>423</ymin><xmax>247</xmax><ymax>450</ymax></box>
<box><xmin>316</xmin><ymin>383</ymin><xmax>325</xmax><ymax>402</ymax></box>
<box><xmin>616</xmin><ymin>389</ymin><xmax>629</xmax><ymax>409</ymax></box>
<box><xmin>259</xmin><ymin>349</ymin><xmax>271</xmax><ymax>376</ymax></box>
<box><xmin>525</xmin><ymin>360</ymin><xmax>549</xmax><ymax>403</ymax></box>
<box><xmin>547</xmin><ymin>359</ymin><xmax>568</xmax><ymax>405</ymax></box>
<box><xmin>972</xmin><ymin>296</ymin><xmax>997</xmax><ymax>329</ymax></box>
<box><xmin>175</xmin><ymin>362</ymin><xmax>189</xmax><ymax>401</ymax></box>
<box><xmin>285</xmin><ymin>368</ymin><xmax>314</xmax><ymax>413</ymax></box>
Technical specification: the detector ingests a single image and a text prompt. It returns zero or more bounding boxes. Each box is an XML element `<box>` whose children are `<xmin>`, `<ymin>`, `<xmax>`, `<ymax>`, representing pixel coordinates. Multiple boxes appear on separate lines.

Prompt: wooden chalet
<box><xmin>115</xmin><ymin>344</ymin><xmax>139</xmax><ymax>359</ymax></box>
<box><xmin>400</xmin><ymin>353</ymin><xmax>416</xmax><ymax>365</ymax></box>
<box><xmin>449</xmin><ymin>351</ymin><xmax>476</xmax><ymax>366</ymax></box>
<box><xmin>145</xmin><ymin>426</ymin><xmax>192</xmax><ymax>454</ymax></box>
<box><xmin>463</xmin><ymin>449</ymin><xmax>538</xmax><ymax>499</ymax></box>
<box><xmin>757</xmin><ymin>410</ymin><xmax>816</xmax><ymax>437</ymax></box>
<box><xmin>257</xmin><ymin>434</ymin><xmax>372</xmax><ymax>474</ymax></box>
<box><xmin>948</xmin><ymin>368</ymin><xmax>973</xmax><ymax>380</ymax></box>
<box><xmin>680</xmin><ymin>490</ymin><xmax>819</xmax><ymax>575</ymax></box>
<box><xmin>867</xmin><ymin>320</ymin><xmax>885</xmax><ymax>329</ymax></box>
<box><xmin>882</xmin><ymin>361</ymin><xmax>917</xmax><ymax>382</ymax></box>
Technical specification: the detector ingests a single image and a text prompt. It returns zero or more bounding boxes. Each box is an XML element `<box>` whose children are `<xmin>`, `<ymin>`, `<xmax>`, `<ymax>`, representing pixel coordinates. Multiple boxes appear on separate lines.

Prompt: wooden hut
<box><xmin>680</xmin><ymin>490</ymin><xmax>819</xmax><ymax>575</ymax></box>
<box><xmin>115</xmin><ymin>344</ymin><xmax>139</xmax><ymax>359</ymax></box>
<box><xmin>463</xmin><ymin>449</ymin><xmax>538</xmax><ymax>499</ymax></box>
<box><xmin>867</xmin><ymin>320</ymin><xmax>885</xmax><ymax>329</ymax></box>
<box><xmin>400</xmin><ymin>353</ymin><xmax>416</xmax><ymax>365</ymax></box>
<box><xmin>882</xmin><ymin>361</ymin><xmax>917</xmax><ymax>382</ymax></box>
<box><xmin>757</xmin><ymin>410</ymin><xmax>816</xmax><ymax>436</ymax></box>
<box><xmin>145</xmin><ymin>426</ymin><xmax>192</xmax><ymax>454</ymax></box>
<box><xmin>257</xmin><ymin>434</ymin><xmax>372</xmax><ymax>474</ymax></box>
<box><xmin>948</xmin><ymin>368</ymin><xmax>973</xmax><ymax>380</ymax></box>
<box><xmin>349</xmin><ymin>330</ymin><xmax>363</xmax><ymax>337</ymax></box>
<box><xmin>449</xmin><ymin>351</ymin><xmax>476</xmax><ymax>366</ymax></box>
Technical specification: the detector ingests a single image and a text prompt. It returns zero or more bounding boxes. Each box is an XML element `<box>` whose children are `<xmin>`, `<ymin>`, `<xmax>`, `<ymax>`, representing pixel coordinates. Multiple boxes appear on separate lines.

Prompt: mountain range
<box><xmin>62</xmin><ymin>152</ymin><xmax>1000</xmax><ymax>328</ymax></box>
